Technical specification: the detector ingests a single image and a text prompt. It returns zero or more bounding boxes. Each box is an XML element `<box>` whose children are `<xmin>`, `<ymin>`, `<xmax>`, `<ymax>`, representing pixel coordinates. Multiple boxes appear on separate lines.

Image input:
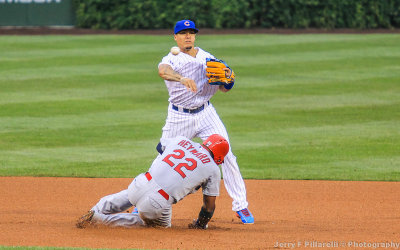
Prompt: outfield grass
<box><xmin>0</xmin><ymin>33</ymin><xmax>399</xmax><ymax>180</ymax></box>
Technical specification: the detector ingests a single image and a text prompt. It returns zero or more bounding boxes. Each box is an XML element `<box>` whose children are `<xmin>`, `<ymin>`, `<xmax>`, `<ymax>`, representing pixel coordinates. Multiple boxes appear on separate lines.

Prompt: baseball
<box><xmin>171</xmin><ymin>46</ymin><xmax>180</xmax><ymax>55</ymax></box>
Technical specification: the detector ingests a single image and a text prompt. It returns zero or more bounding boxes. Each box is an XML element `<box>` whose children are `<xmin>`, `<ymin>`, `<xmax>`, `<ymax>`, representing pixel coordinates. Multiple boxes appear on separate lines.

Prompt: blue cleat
<box><xmin>236</xmin><ymin>208</ymin><xmax>254</xmax><ymax>224</ymax></box>
<box><xmin>131</xmin><ymin>207</ymin><xmax>138</xmax><ymax>214</ymax></box>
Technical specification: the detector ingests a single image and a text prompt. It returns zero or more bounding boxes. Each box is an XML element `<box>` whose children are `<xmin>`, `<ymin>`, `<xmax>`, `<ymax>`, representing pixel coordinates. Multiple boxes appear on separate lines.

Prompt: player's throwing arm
<box><xmin>158</xmin><ymin>64</ymin><xmax>197</xmax><ymax>93</ymax></box>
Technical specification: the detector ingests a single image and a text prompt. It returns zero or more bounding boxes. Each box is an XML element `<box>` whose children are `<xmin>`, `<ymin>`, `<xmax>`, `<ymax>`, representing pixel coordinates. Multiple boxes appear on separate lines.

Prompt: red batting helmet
<box><xmin>202</xmin><ymin>134</ymin><xmax>229</xmax><ymax>165</ymax></box>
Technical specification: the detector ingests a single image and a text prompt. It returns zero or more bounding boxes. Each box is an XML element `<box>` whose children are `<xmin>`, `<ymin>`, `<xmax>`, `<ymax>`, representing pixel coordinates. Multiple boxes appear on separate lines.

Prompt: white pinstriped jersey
<box><xmin>149</xmin><ymin>136</ymin><xmax>221</xmax><ymax>203</ymax></box>
<box><xmin>157</xmin><ymin>46</ymin><xmax>249</xmax><ymax>212</ymax></box>
<box><xmin>159</xmin><ymin>47</ymin><xmax>218</xmax><ymax>109</ymax></box>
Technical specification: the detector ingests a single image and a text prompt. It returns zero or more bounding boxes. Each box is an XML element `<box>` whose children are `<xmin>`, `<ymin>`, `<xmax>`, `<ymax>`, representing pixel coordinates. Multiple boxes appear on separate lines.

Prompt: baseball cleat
<box><xmin>131</xmin><ymin>207</ymin><xmax>138</xmax><ymax>214</ymax></box>
<box><xmin>236</xmin><ymin>208</ymin><xmax>254</xmax><ymax>224</ymax></box>
<box><xmin>76</xmin><ymin>210</ymin><xmax>94</xmax><ymax>229</ymax></box>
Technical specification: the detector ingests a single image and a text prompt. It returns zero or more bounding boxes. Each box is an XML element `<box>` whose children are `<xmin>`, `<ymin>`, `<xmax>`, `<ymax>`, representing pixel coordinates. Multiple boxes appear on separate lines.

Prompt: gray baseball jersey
<box><xmin>149</xmin><ymin>136</ymin><xmax>221</xmax><ymax>203</ymax></box>
<box><xmin>90</xmin><ymin>136</ymin><xmax>221</xmax><ymax>228</ymax></box>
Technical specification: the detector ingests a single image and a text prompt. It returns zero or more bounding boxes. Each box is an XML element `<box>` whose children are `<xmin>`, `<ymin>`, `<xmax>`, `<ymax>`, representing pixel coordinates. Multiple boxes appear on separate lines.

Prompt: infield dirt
<box><xmin>1</xmin><ymin>177</ymin><xmax>400</xmax><ymax>249</ymax></box>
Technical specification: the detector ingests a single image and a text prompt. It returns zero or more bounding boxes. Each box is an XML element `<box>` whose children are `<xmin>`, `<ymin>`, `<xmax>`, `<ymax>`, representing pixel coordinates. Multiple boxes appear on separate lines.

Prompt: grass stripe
<box><xmin>0</xmin><ymin>34</ymin><xmax>399</xmax><ymax>181</ymax></box>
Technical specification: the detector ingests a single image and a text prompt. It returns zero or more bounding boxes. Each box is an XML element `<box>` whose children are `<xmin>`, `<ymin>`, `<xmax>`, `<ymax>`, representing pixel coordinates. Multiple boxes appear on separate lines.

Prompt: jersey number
<box><xmin>162</xmin><ymin>149</ymin><xmax>198</xmax><ymax>178</ymax></box>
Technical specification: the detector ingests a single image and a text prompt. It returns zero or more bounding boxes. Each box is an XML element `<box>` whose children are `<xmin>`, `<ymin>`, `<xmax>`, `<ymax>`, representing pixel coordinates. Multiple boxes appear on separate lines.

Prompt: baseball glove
<box><xmin>206</xmin><ymin>58</ymin><xmax>235</xmax><ymax>86</ymax></box>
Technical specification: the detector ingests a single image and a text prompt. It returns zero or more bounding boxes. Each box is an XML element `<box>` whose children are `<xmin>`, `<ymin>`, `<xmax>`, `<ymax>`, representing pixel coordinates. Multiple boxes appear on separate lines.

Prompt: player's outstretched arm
<box><xmin>158</xmin><ymin>64</ymin><xmax>197</xmax><ymax>92</ymax></box>
<box><xmin>188</xmin><ymin>195</ymin><xmax>216</xmax><ymax>229</ymax></box>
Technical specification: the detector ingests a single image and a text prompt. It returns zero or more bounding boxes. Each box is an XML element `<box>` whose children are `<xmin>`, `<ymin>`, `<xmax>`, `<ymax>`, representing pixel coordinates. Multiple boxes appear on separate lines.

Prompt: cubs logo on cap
<box><xmin>174</xmin><ymin>20</ymin><xmax>199</xmax><ymax>34</ymax></box>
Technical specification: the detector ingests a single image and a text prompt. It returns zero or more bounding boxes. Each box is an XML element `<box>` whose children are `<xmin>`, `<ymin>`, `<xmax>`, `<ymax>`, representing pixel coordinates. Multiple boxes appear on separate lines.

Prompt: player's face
<box><xmin>174</xmin><ymin>30</ymin><xmax>196</xmax><ymax>51</ymax></box>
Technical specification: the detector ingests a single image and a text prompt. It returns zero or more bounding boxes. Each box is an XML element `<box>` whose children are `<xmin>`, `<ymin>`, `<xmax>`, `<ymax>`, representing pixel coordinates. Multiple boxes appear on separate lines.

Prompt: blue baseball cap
<box><xmin>174</xmin><ymin>20</ymin><xmax>199</xmax><ymax>34</ymax></box>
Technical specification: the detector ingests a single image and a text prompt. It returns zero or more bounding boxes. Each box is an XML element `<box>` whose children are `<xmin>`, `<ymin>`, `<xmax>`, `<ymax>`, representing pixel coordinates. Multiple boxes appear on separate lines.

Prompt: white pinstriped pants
<box><xmin>161</xmin><ymin>102</ymin><xmax>248</xmax><ymax>211</ymax></box>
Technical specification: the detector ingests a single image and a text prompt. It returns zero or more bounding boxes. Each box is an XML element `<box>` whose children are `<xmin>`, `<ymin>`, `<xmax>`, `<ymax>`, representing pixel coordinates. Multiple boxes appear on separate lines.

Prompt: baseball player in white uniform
<box><xmin>155</xmin><ymin>20</ymin><xmax>254</xmax><ymax>224</ymax></box>
<box><xmin>76</xmin><ymin>134</ymin><xmax>229</xmax><ymax>229</ymax></box>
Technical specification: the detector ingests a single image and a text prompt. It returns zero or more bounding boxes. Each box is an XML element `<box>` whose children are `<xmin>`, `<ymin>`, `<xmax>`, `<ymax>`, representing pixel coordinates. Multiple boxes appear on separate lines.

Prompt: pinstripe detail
<box><xmin>159</xmin><ymin>48</ymin><xmax>218</xmax><ymax>109</ymax></box>
<box><xmin>160</xmin><ymin>103</ymin><xmax>248</xmax><ymax>211</ymax></box>
<box><xmin>159</xmin><ymin>47</ymin><xmax>249</xmax><ymax>211</ymax></box>
<box><xmin>196</xmin><ymin>105</ymin><xmax>248</xmax><ymax>210</ymax></box>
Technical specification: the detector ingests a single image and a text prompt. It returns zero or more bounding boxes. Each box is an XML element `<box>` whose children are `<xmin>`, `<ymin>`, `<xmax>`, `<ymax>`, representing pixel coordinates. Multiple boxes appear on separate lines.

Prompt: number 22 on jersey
<box><xmin>162</xmin><ymin>149</ymin><xmax>198</xmax><ymax>178</ymax></box>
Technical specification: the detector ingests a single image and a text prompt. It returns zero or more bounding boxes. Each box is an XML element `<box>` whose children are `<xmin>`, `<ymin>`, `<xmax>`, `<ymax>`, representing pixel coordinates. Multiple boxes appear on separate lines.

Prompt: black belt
<box><xmin>172</xmin><ymin>101</ymin><xmax>209</xmax><ymax>114</ymax></box>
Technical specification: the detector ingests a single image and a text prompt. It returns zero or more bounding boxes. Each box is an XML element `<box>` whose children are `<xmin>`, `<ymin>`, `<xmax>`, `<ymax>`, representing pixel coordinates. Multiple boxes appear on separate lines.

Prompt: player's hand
<box><xmin>180</xmin><ymin>77</ymin><xmax>197</xmax><ymax>93</ymax></box>
<box><xmin>188</xmin><ymin>219</ymin><xmax>208</xmax><ymax>229</ymax></box>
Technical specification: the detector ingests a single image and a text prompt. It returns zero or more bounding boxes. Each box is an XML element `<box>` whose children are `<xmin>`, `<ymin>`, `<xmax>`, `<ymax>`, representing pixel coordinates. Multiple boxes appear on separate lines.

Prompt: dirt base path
<box><xmin>0</xmin><ymin>177</ymin><xmax>399</xmax><ymax>249</ymax></box>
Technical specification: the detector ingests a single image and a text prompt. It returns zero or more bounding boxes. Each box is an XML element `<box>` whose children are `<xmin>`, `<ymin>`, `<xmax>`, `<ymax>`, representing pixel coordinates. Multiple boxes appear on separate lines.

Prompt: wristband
<box><xmin>224</xmin><ymin>81</ymin><xmax>234</xmax><ymax>90</ymax></box>
<box><xmin>156</xmin><ymin>142</ymin><xmax>164</xmax><ymax>154</ymax></box>
<box><xmin>196</xmin><ymin>206</ymin><xmax>214</xmax><ymax>228</ymax></box>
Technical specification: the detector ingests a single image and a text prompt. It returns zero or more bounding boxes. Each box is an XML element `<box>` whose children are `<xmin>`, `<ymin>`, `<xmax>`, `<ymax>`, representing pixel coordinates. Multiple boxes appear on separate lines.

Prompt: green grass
<box><xmin>0</xmin><ymin>34</ymin><xmax>399</xmax><ymax>180</ymax></box>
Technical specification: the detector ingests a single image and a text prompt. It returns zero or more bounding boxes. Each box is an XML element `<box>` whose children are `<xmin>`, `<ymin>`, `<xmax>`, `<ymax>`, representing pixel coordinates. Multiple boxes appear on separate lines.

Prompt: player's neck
<box><xmin>183</xmin><ymin>47</ymin><xmax>198</xmax><ymax>58</ymax></box>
